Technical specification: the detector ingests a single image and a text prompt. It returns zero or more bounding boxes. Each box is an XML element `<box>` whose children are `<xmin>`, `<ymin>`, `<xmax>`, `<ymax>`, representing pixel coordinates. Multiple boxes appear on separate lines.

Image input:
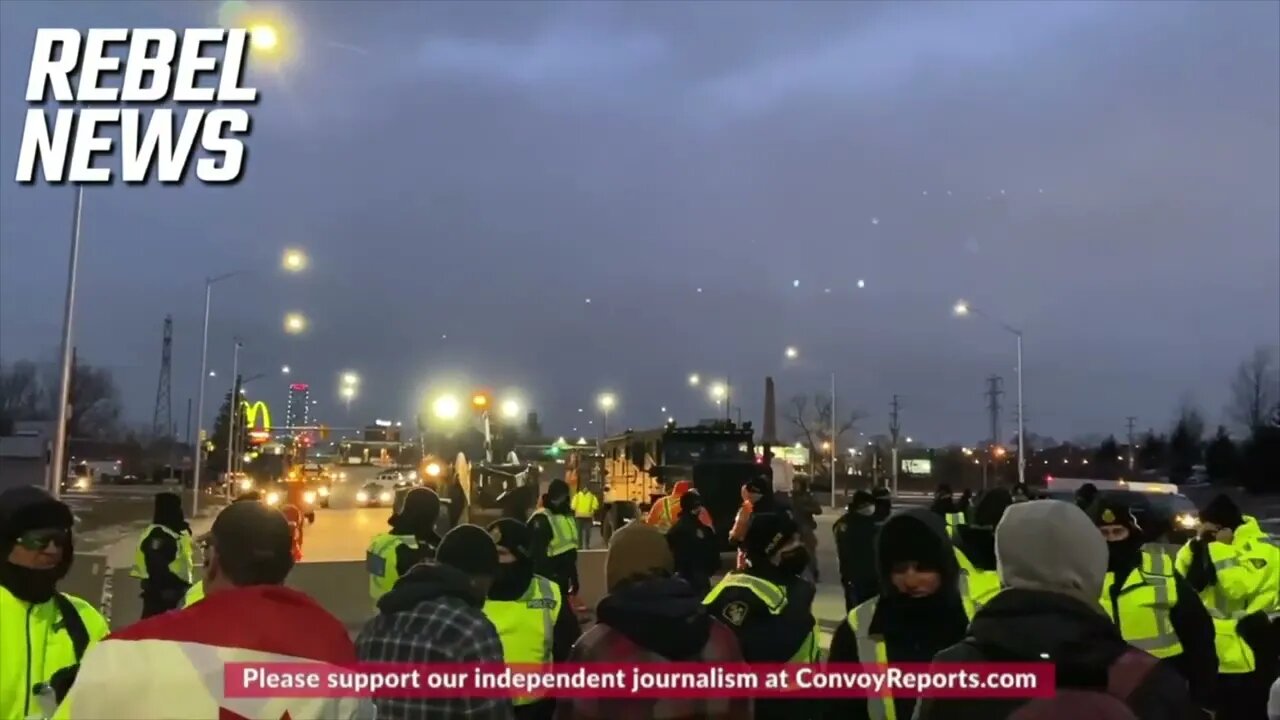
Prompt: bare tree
<box><xmin>783</xmin><ymin>393</ymin><xmax>864</xmax><ymax>478</ymax></box>
<box><xmin>38</xmin><ymin>360</ymin><xmax>123</xmax><ymax>439</ymax></box>
<box><xmin>0</xmin><ymin>360</ymin><xmax>49</xmax><ymax>425</ymax></box>
<box><xmin>1227</xmin><ymin>346</ymin><xmax>1280</xmax><ymax>433</ymax></box>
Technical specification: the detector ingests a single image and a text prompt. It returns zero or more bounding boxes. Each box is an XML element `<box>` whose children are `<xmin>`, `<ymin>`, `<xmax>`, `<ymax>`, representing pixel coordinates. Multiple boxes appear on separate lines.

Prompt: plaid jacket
<box><xmin>554</xmin><ymin>617</ymin><xmax>752</xmax><ymax>720</ymax></box>
<box><xmin>356</xmin><ymin>594</ymin><xmax>514</xmax><ymax>720</ymax></box>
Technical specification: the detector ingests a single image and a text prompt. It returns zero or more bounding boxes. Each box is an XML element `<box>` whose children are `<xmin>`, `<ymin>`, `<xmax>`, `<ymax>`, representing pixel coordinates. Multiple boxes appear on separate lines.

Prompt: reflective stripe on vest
<box><xmin>483</xmin><ymin>575</ymin><xmax>561</xmax><ymax>705</ymax></box>
<box><xmin>1175</xmin><ymin>539</ymin><xmax>1257</xmax><ymax>674</ymax></box>
<box><xmin>1100</xmin><ymin>549</ymin><xmax>1183</xmax><ymax>658</ymax></box>
<box><xmin>848</xmin><ymin>598</ymin><xmax>896</xmax><ymax>720</ymax></box>
<box><xmin>954</xmin><ymin>548</ymin><xmax>999</xmax><ymax>618</ymax></box>
<box><xmin>532</xmin><ymin>510</ymin><xmax>578</xmax><ymax>556</ymax></box>
<box><xmin>366</xmin><ymin>533</ymin><xmax>418</xmax><ymax>602</ymax></box>
<box><xmin>182</xmin><ymin>580</ymin><xmax>204</xmax><ymax>608</ymax></box>
<box><xmin>702</xmin><ymin>573</ymin><xmax>819</xmax><ymax>663</ymax></box>
<box><xmin>944</xmin><ymin>512</ymin><xmax>967</xmax><ymax>530</ymax></box>
<box><xmin>130</xmin><ymin>525</ymin><xmax>194</xmax><ymax>583</ymax></box>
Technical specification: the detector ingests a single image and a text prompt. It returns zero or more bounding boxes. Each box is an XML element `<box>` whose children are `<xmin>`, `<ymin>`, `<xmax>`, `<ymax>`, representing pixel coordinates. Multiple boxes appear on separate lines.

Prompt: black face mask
<box><xmin>777</xmin><ymin>547</ymin><xmax>810</xmax><ymax>577</ymax></box>
<box><xmin>1106</xmin><ymin>536</ymin><xmax>1143</xmax><ymax>575</ymax></box>
<box><xmin>0</xmin><ymin>562</ymin><xmax>63</xmax><ymax>604</ymax></box>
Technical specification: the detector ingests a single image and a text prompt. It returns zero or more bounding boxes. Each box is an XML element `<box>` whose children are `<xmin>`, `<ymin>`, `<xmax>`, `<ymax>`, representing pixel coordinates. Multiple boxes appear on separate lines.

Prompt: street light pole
<box><xmin>191</xmin><ymin>272</ymin><xmax>242</xmax><ymax>516</ymax></box>
<box><xmin>224</xmin><ymin>339</ymin><xmax>242</xmax><ymax>487</ymax></box>
<box><xmin>830</xmin><ymin>372</ymin><xmax>837</xmax><ymax>510</ymax></box>
<box><xmin>1016</xmin><ymin>331</ymin><xmax>1025</xmax><ymax>488</ymax></box>
<box><xmin>49</xmin><ymin>186</ymin><xmax>84</xmax><ymax>499</ymax></box>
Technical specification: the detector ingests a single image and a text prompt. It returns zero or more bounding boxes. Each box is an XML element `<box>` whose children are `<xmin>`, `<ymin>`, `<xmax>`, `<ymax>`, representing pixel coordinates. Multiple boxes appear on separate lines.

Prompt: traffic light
<box><xmin>548</xmin><ymin>444</ymin><xmax>561</xmax><ymax>458</ymax></box>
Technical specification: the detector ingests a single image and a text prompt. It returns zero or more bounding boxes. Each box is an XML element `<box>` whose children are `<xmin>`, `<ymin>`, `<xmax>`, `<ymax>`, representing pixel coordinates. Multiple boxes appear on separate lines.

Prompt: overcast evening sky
<box><xmin>1</xmin><ymin>0</ymin><xmax>1277</xmax><ymax>447</ymax></box>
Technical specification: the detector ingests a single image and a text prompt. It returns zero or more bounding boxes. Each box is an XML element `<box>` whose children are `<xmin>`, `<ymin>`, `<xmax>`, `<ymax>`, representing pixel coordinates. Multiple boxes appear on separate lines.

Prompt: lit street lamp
<box><xmin>282</xmin><ymin>248</ymin><xmax>307</xmax><ymax>273</ymax></box>
<box><xmin>249</xmin><ymin>22</ymin><xmax>280</xmax><ymax>52</ymax></box>
<box><xmin>341</xmin><ymin>384</ymin><xmax>356</xmax><ymax>414</ymax></box>
<box><xmin>954</xmin><ymin>299</ymin><xmax>1025</xmax><ymax>487</ymax></box>
<box><xmin>688</xmin><ymin>374</ymin><xmax>700</xmax><ymax>386</ymax></box>
<box><xmin>500</xmin><ymin>399</ymin><xmax>521</xmax><ymax>420</ymax></box>
<box><xmin>283</xmin><ymin>312</ymin><xmax>308</xmax><ymax>334</ymax></box>
<box><xmin>785</xmin><ymin>346</ymin><xmax>799</xmax><ymax>360</ymax></box>
<box><xmin>432</xmin><ymin>394</ymin><xmax>461</xmax><ymax>421</ymax></box>
<box><xmin>597</xmin><ymin>393</ymin><xmax>616</xmax><ymax>439</ymax></box>
<box><xmin>341</xmin><ymin>372</ymin><xmax>359</xmax><ymax>387</ymax></box>
<box><xmin>281</xmin><ymin>365</ymin><xmax>290</xmax><ymax>374</ymax></box>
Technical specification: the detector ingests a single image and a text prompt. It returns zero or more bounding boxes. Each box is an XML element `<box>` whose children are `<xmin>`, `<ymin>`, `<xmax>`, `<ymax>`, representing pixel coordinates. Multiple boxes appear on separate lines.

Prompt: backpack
<box><xmin>1009</xmin><ymin>649</ymin><xmax>1158</xmax><ymax>720</ymax></box>
<box><xmin>46</xmin><ymin>593</ymin><xmax>91</xmax><ymax>702</ymax></box>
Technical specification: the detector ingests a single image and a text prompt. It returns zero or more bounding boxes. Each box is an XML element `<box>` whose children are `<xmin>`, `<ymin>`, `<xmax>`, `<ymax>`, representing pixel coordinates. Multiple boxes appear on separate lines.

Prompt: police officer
<box><xmin>704</xmin><ymin>511</ymin><xmax>818</xmax><ymax>720</ymax></box>
<box><xmin>950</xmin><ymin>488</ymin><xmax>1011</xmax><ymax>617</ymax></box>
<box><xmin>665</xmin><ymin>490</ymin><xmax>719</xmax><ymax>596</ymax></box>
<box><xmin>1178</xmin><ymin>493</ymin><xmax>1277</xmax><ymax>719</ymax></box>
<box><xmin>0</xmin><ymin>486</ymin><xmax>110</xmax><ymax>719</ymax></box>
<box><xmin>569</xmin><ymin>483</ymin><xmax>599</xmax><ymax>549</ymax></box>
<box><xmin>834</xmin><ymin>490</ymin><xmax>879</xmax><ymax>610</ymax></box>
<box><xmin>1091</xmin><ymin>499</ymin><xmax>1217</xmax><ymax>708</ymax></box>
<box><xmin>366</xmin><ymin>487</ymin><xmax>442</xmax><ymax>605</ymax></box>
<box><xmin>483</xmin><ymin>519</ymin><xmax>580</xmax><ymax>720</ymax></box>
<box><xmin>130</xmin><ymin>492</ymin><xmax>194</xmax><ymax>618</ymax></box>
<box><xmin>931</xmin><ymin>483</ymin><xmax>966</xmax><ymax>535</ymax></box>
<box><xmin>528</xmin><ymin>479</ymin><xmax>579</xmax><ymax>598</ymax></box>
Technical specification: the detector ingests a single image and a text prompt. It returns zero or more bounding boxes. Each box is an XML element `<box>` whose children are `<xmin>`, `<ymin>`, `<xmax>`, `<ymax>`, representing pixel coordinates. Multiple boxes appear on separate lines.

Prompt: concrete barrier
<box><xmin>97</xmin><ymin>551</ymin><xmax>613</xmax><ymax>634</ymax></box>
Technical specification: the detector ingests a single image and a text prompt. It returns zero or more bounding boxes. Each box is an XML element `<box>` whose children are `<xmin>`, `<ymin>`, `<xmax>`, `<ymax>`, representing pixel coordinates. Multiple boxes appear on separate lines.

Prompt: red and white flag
<box><xmin>54</xmin><ymin>585</ymin><xmax>367</xmax><ymax>720</ymax></box>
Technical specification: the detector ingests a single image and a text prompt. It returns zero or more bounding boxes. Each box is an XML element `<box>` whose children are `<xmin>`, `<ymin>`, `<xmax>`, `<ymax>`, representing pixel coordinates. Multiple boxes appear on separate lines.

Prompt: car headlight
<box><xmin>379</xmin><ymin>491</ymin><xmax>392</xmax><ymax>502</ymax></box>
<box><xmin>356</xmin><ymin>490</ymin><xmax>369</xmax><ymax>503</ymax></box>
<box><xmin>338</xmin><ymin>472</ymin><xmax>347</xmax><ymax>481</ymax></box>
<box><xmin>426</xmin><ymin>463</ymin><xmax>441</xmax><ymax>477</ymax></box>
<box><xmin>75</xmin><ymin>477</ymin><xmax>89</xmax><ymax>489</ymax></box>
<box><xmin>318</xmin><ymin>486</ymin><xmax>329</xmax><ymax>497</ymax></box>
<box><xmin>304</xmin><ymin>491</ymin><xmax>317</xmax><ymax>504</ymax></box>
<box><xmin>266</xmin><ymin>492</ymin><xmax>280</xmax><ymax>506</ymax></box>
<box><xmin>1176</xmin><ymin>513</ymin><xmax>1200</xmax><ymax>529</ymax></box>
<box><xmin>407</xmin><ymin>471</ymin><xmax>418</xmax><ymax>481</ymax></box>
<box><xmin>239</xmin><ymin>478</ymin><xmax>253</xmax><ymax>490</ymax></box>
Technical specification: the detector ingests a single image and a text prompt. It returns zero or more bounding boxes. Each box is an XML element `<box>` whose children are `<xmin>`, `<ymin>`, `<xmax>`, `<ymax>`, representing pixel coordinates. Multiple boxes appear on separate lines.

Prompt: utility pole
<box><xmin>152</xmin><ymin>315</ymin><xmax>174</xmax><ymax>439</ymax></box>
<box><xmin>830</xmin><ymin>372</ymin><xmax>837</xmax><ymax>510</ymax></box>
<box><xmin>985</xmin><ymin>375</ymin><xmax>1003</xmax><ymax>490</ymax></box>
<box><xmin>1125</xmin><ymin>416</ymin><xmax>1137</xmax><ymax>471</ymax></box>
<box><xmin>889</xmin><ymin>394</ymin><xmax>901</xmax><ymax>496</ymax></box>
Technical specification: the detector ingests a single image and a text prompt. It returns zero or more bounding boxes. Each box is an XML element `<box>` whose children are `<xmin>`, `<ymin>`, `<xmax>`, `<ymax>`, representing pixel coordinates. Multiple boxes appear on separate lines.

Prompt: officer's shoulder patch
<box><xmin>148</xmin><ymin>538</ymin><xmax>165</xmax><ymax>550</ymax></box>
<box><xmin>722</xmin><ymin>600</ymin><xmax>749</xmax><ymax>627</ymax></box>
<box><xmin>695</xmin><ymin>528</ymin><xmax>707</xmax><ymax>539</ymax></box>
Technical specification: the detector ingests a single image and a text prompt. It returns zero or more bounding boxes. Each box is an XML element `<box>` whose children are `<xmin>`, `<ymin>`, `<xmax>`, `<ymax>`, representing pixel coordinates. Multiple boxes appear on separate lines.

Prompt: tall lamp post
<box><xmin>223</xmin><ymin>339</ymin><xmax>243</xmax><ymax>490</ymax></box>
<box><xmin>49</xmin><ymin>187</ymin><xmax>84</xmax><ymax>498</ymax></box>
<box><xmin>954</xmin><ymin>300</ymin><xmax>1025</xmax><ymax>488</ymax></box>
<box><xmin>191</xmin><ymin>271</ymin><xmax>244</xmax><ymax>516</ymax></box>
<box><xmin>597</xmin><ymin>393</ymin><xmax>616</xmax><ymax>442</ymax></box>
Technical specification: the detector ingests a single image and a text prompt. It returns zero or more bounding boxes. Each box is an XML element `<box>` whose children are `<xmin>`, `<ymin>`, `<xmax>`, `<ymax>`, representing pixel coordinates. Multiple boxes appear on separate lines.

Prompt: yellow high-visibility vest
<box><xmin>1100</xmin><ymin>548</ymin><xmax>1182</xmax><ymax>658</ymax></box>
<box><xmin>570</xmin><ymin>492</ymin><xmax>599</xmax><ymax>519</ymax></box>
<box><xmin>703</xmin><ymin>573</ymin><xmax>819</xmax><ymax>663</ymax></box>
<box><xmin>953</xmin><ymin>547</ymin><xmax>999</xmax><ymax>618</ymax></box>
<box><xmin>130</xmin><ymin>525</ymin><xmax>194</xmax><ymax>584</ymax></box>
<box><xmin>182</xmin><ymin>581</ymin><xmax>204</xmax><ymax>608</ymax></box>
<box><xmin>531</xmin><ymin>510</ymin><xmax>578</xmax><ymax>556</ymax></box>
<box><xmin>366</xmin><ymin>533</ymin><xmax>419</xmax><ymax>603</ymax></box>
<box><xmin>944</xmin><ymin>512</ymin><xmax>967</xmax><ymax>536</ymax></box>
<box><xmin>1176</xmin><ymin>534</ymin><xmax>1265</xmax><ymax>674</ymax></box>
<box><xmin>848</xmin><ymin>595</ymin><xmax>977</xmax><ymax>720</ymax></box>
<box><xmin>483</xmin><ymin>575</ymin><xmax>561</xmax><ymax>705</ymax></box>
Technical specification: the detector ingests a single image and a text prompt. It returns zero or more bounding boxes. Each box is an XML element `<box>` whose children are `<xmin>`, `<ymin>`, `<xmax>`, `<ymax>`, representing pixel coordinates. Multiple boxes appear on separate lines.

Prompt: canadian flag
<box><xmin>53</xmin><ymin>586</ymin><xmax>369</xmax><ymax>720</ymax></box>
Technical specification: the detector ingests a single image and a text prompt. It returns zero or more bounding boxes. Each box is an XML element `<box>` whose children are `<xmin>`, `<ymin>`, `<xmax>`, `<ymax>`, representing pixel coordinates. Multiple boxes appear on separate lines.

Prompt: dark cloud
<box><xmin>1</xmin><ymin>0</ymin><xmax>1276</xmax><ymax>445</ymax></box>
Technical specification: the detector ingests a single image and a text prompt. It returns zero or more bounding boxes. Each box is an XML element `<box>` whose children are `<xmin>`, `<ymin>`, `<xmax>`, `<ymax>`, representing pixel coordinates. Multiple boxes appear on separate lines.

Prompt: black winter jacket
<box><xmin>912</xmin><ymin>588</ymin><xmax>1208</xmax><ymax>720</ymax></box>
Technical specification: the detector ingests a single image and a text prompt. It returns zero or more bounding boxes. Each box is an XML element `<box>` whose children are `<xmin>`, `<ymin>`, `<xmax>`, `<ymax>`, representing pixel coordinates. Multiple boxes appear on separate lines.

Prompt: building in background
<box><xmin>285</xmin><ymin>383</ymin><xmax>311</xmax><ymax>431</ymax></box>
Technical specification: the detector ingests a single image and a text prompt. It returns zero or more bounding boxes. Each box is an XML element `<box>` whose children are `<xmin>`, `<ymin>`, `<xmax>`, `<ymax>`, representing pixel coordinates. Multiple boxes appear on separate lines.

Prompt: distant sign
<box><xmin>374</xmin><ymin>419</ymin><xmax>392</xmax><ymax>427</ymax></box>
<box><xmin>901</xmin><ymin>459</ymin><xmax>932</xmax><ymax>475</ymax></box>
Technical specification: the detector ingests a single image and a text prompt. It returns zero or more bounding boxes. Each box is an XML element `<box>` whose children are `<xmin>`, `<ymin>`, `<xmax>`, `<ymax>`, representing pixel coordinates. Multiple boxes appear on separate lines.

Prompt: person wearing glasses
<box><xmin>0</xmin><ymin>485</ymin><xmax>110</xmax><ymax>720</ymax></box>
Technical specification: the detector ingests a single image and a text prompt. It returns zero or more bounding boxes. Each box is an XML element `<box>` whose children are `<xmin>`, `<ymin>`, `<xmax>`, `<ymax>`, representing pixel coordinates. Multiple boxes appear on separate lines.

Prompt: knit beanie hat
<box><xmin>437</xmin><ymin>524</ymin><xmax>499</xmax><ymax>577</ymax></box>
<box><xmin>487</xmin><ymin>518</ymin><xmax>531</xmax><ymax>561</ymax></box>
<box><xmin>1199</xmin><ymin>493</ymin><xmax>1243</xmax><ymax>530</ymax></box>
<box><xmin>605</xmin><ymin>522</ymin><xmax>674</xmax><ymax>591</ymax></box>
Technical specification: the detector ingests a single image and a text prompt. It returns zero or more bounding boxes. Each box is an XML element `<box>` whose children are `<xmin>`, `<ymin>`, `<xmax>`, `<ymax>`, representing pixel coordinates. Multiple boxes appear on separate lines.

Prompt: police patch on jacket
<box><xmin>148</xmin><ymin>537</ymin><xmax>165</xmax><ymax>550</ymax></box>
<box><xmin>527</xmin><ymin>598</ymin><xmax>556</xmax><ymax>609</ymax></box>
<box><xmin>722</xmin><ymin>601</ymin><xmax>748</xmax><ymax>626</ymax></box>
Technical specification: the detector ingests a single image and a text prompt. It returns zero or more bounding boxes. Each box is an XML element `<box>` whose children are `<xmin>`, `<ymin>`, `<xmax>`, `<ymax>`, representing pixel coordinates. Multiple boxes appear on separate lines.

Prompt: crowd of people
<box><xmin>2</xmin><ymin>470</ymin><xmax>1278</xmax><ymax>720</ymax></box>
